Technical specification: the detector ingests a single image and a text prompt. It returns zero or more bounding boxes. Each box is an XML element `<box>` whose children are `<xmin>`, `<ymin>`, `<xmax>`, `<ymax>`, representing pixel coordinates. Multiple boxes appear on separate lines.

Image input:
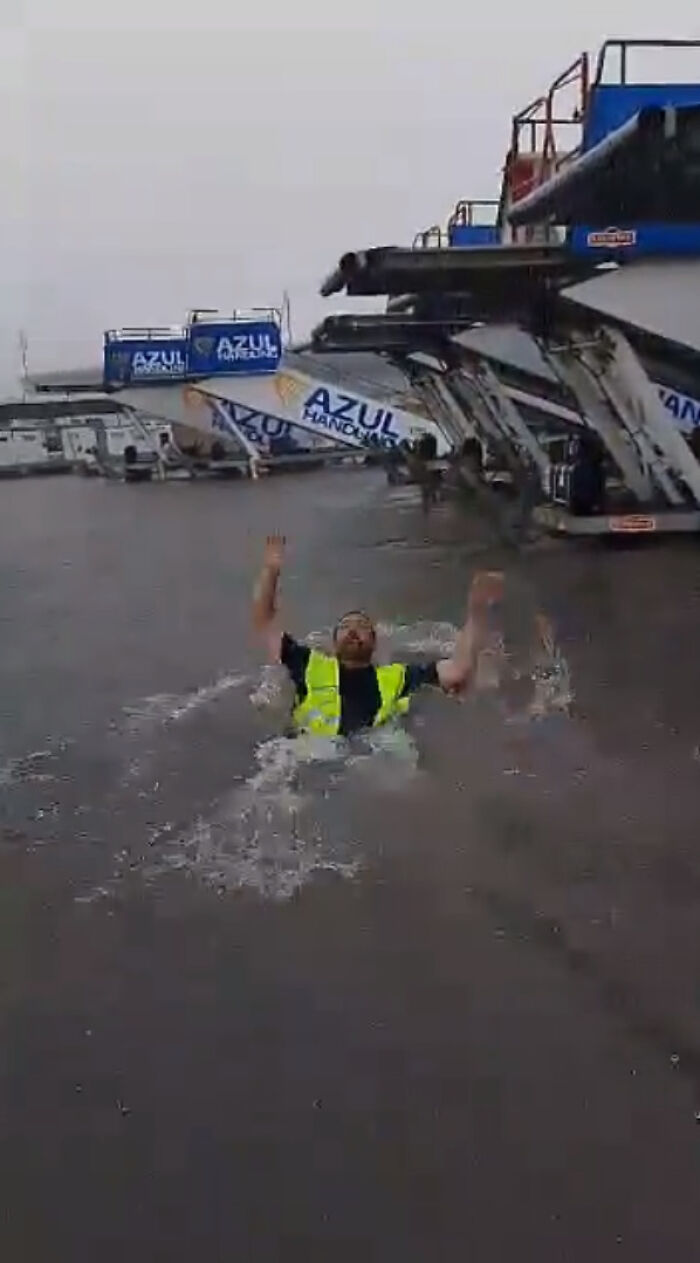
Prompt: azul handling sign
<box><xmin>300</xmin><ymin>386</ymin><xmax>402</xmax><ymax>448</ymax></box>
<box><xmin>103</xmin><ymin>335</ymin><xmax>188</xmax><ymax>387</ymax></box>
<box><xmin>103</xmin><ymin>315</ymin><xmax>282</xmax><ymax>388</ymax></box>
<box><xmin>186</xmin><ymin>320</ymin><xmax>282</xmax><ymax>377</ymax></box>
<box><xmin>657</xmin><ymin>385</ymin><xmax>700</xmax><ymax>431</ymax></box>
<box><xmin>214</xmin><ymin>401</ymin><xmax>317</xmax><ymax>449</ymax></box>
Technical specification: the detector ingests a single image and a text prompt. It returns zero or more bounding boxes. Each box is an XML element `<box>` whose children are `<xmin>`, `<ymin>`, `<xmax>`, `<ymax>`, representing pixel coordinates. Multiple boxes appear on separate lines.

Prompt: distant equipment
<box><xmin>103</xmin><ymin>309</ymin><xmax>282</xmax><ymax>388</ymax></box>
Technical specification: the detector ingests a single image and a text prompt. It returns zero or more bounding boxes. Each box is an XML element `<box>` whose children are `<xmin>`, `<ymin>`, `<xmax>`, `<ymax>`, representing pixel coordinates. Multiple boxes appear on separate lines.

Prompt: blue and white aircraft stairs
<box><xmin>103</xmin><ymin>311</ymin><xmax>449</xmax><ymax>474</ymax></box>
<box><xmin>315</xmin><ymin>39</ymin><xmax>700</xmax><ymax>536</ymax></box>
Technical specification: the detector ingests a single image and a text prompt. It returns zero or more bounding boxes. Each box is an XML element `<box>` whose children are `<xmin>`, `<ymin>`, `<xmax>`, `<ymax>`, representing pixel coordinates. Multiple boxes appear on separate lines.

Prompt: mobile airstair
<box><xmin>316</xmin><ymin>39</ymin><xmax>700</xmax><ymax>537</ymax></box>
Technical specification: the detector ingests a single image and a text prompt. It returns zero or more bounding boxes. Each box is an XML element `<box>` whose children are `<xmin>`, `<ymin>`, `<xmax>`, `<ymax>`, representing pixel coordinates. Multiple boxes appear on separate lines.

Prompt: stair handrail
<box><xmin>498</xmin><ymin>52</ymin><xmax>589</xmax><ymax>236</ymax></box>
<box><xmin>448</xmin><ymin>199</ymin><xmax>500</xmax><ymax>229</ymax></box>
<box><xmin>593</xmin><ymin>38</ymin><xmax>700</xmax><ymax>88</ymax></box>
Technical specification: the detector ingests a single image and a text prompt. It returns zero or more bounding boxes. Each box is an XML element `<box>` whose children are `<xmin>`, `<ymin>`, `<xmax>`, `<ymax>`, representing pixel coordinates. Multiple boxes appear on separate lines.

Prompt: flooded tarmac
<box><xmin>2</xmin><ymin>471</ymin><xmax>700</xmax><ymax>1261</ymax></box>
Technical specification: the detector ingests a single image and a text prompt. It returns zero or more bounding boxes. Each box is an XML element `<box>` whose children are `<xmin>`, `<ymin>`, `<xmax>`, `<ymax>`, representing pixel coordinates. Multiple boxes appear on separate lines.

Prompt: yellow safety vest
<box><xmin>292</xmin><ymin>650</ymin><xmax>410</xmax><ymax>736</ymax></box>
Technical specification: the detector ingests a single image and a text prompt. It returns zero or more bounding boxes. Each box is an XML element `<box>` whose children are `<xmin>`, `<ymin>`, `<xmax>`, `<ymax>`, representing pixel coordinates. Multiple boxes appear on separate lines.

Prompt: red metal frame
<box><xmin>509</xmin><ymin>53</ymin><xmax>589</xmax><ymax>174</ymax></box>
<box><xmin>501</xmin><ymin>39</ymin><xmax>700</xmax><ymax>225</ymax></box>
<box><xmin>498</xmin><ymin>52</ymin><xmax>589</xmax><ymax>231</ymax></box>
<box><xmin>431</xmin><ymin>41</ymin><xmax>700</xmax><ymax>244</ymax></box>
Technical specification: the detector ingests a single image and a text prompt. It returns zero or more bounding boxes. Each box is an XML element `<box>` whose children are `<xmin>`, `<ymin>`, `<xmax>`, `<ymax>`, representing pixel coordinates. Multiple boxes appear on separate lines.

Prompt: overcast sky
<box><xmin>3</xmin><ymin>1</ymin><xmax>696</xmax><ymax>391</ymax></box>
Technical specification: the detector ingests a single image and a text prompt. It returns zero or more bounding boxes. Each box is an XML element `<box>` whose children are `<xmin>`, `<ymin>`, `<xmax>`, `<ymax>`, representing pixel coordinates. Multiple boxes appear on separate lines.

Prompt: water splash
<box><xmin>75</xmin><ymin>612</ymin><xmax>573</xmax><ymax>906</ymax></box>
<box><xmin>122</xmin><ymin>670</ymin><xmax>247</xmax><ymax>731</ymax></box>
<box><xmin>156</xmin><ymin>733</ymin><xmax>361</xmax><ymax>901</ymax></box>
<box><xmin>0</xmin><ymin>742</ymin><xmax>72</xmax><ymax>789</ymax></box>
<box><xmin>249</xmin><ymin>663</ymin><xmax>295</xmax><ymax>713</ymax></box>
<box><xmin>374</xmin><ymin>617</ymin><xmax>573</xmax><ymax>718</ymax></box>
<box><xmin>345</xmin><ymin>723</ymin><xmax>422</xmax><ymax>789</ymax></box>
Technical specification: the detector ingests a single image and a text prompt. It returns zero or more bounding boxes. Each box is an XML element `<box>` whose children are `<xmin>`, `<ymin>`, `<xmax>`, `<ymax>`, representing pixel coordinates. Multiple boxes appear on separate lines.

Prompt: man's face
<box><xmin>333</xmin><ymin>611</ymin><xmax>376</xmax><ymax>666</ymax></box>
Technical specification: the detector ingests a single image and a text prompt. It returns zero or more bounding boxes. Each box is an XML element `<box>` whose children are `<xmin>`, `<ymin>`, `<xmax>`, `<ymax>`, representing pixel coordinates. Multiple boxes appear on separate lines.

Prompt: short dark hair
<box><xmin>333</xmin><ymin>610</ymin><xmax>376</xmax><ymax>639</ymax></box>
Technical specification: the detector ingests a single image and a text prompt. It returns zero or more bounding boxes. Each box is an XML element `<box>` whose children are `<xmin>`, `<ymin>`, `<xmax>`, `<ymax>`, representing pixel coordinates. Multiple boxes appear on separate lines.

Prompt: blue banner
<box><xmin>103</xmin><ymin>336</ymin><xmax>187</xmax><ymax>387</ymax></box>
<box><xmin>448</xmin><ymin>224</ymin><xmax>500</xmax><ymax>247</ymax></box>
<box><xmin>569</xmin><ymin>224</ymin><xmax>700</xmax><ymax>260</ymax></box>
<box><xmin>187</xmin><ymin>320</ymin><xmax>281</xmax><ymax>377</ymax></box>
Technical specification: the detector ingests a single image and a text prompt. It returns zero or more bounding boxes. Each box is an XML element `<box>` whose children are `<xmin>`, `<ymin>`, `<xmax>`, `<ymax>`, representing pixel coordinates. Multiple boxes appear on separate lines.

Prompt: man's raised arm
<box><xmin>252</xmin><ymin>534</ymin><xmax>286</xmax><ymax>662</ymax></box>
<box><xmin>436</xmin><ymin>571</ymin><xmax>504</xmax><ymax>693</ymax></box>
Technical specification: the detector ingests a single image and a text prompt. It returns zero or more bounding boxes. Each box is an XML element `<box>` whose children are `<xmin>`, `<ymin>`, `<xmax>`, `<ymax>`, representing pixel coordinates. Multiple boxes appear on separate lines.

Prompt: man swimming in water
<box><xmin>253</xmin><ymin>534</ymin><xmax>504</xmax><ymax>737</ymax></box>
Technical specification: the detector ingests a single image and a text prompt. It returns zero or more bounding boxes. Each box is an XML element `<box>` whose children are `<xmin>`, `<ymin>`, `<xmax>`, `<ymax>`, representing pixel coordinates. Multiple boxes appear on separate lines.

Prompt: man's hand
<box><xmin>263</xmin><ymin>534</ymin><xmax>286</xmax><ymax>574</ymax></box>
<box><xmin>253</xmin><ymin>535</ymin><xmax>286</xmax><ymax>660</ymax></box>
<box><xmin>436</xmin><ymin>571</ymin><xmax>505</xmax><ymax>694</ymax></box>
<box><xmin>468</xmin><ymin>570</ymin><xmax>505</xmax><ymax>616</ymax></box>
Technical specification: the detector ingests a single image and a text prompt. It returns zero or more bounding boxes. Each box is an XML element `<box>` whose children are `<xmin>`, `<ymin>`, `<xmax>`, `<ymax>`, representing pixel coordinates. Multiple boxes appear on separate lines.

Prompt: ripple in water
<box><xmin>76</xmin><ymin>617</ymin><xmax>573</xmax><ymax>904</ymax></box>
<box><xmin>0</xmin><ymin>741</ymin><xmax>73</xmax><ymax>789</ymax></box>
<box><xmin>122</xmin><ymin>670</ymin><xmax>248</xmax><ymax>732</ymax></box>
<box><xmin>156</xmin><ymin>734</ymin><xmax>359</xmax><ymax>900</ymax></box>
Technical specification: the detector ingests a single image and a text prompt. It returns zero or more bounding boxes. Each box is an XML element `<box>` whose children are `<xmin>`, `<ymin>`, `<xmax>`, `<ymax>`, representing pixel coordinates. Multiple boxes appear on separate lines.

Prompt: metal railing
<box><xmin>448</xmin><ymin>199</ymin><xmax>500</xmax><ymax>229</ymax></box>
<box><xmin>593</xmin><ymin>39</ymin><xmax>700</xmax><ymax>87</ymax></box>
<box><xmin>509</xmin><ymin>53</ymin><xmax>589</xmax><ymax>173</ymax></box>
<box><xmin>187</xmin><ymin>307</ymin><xmax>282</xmax><ymax>327</ymax></box>
<box><xmin>498</xmin><ymin>52</ymin><xmax>589</xmax><ymax>236</ymax></box>
<box><xmin>412</xmin><ymin>225</ymin><xmax>445</xmax><ymax>248</ymax></box>
<box><xmin>104</xmin><ymin>326</ymin><xmax>186</xmax><ymax>343</ymax></box>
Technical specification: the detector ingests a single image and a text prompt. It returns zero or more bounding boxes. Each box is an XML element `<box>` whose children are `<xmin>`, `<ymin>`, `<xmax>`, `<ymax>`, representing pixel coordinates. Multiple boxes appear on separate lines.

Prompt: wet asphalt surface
<box><xmin>1</xmin><ymin>470</ymin><xmax>700</xmax><ymax>1261</ymax></box>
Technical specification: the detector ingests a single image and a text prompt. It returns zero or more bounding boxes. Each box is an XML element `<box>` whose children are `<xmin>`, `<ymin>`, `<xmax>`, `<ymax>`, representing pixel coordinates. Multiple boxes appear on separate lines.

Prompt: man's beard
<box><xmin>337</xmin><ymin>638</ymin><xmax>373</xmax><ymax>666</ymax></box>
